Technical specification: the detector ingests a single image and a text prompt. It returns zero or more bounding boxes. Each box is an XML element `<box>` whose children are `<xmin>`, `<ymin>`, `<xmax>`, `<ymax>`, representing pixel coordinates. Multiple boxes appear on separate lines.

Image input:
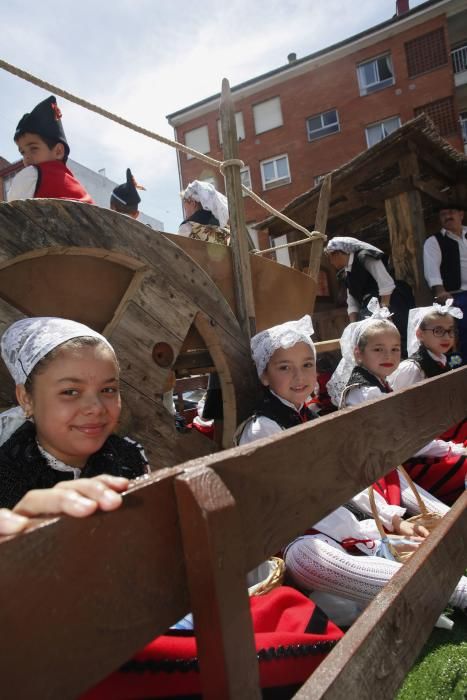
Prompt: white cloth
<box><xmin>388</xmin><ymin>350</ymin><xmax>445</xmax><ymax>391</ymax></box>
<box><xmin>0</xmin><ymin>407</ymin><xmax>30</xmax><ymax>447</ymax></box>
<box><xmin>1</xmin><ymin>316</ymin><xmax>115</xmax><ymax>385</ymax></box>
<box><xmin>6</xmin><ymin>166</ymin><xmax>38</xmax><ymax>201</ymax></box>
<box><xmin>345</xmin><ymin>254</ymin><xmax>395</xmax><ymax>315</ymax></box>
<box><xmin>182</xmin><ymin>181</ymin><xmax>229</xmax><ymax>228</ymax></box>
<box><xmin>423</xmin><ymin>227</ymin><xmax>467</xmax><ymax>291</ymax></box>
<box><xmin>325</xmin><ymin>237</ymin><xmax>383</xmax><ymax>256</ymax></box>
<box><xmin>405</xmin><ymin>300</ymin><xmax>463</xmax><ymax>355</ymax></box>
<box><xmin>250</xmin><ymin>315</ymin><xmax>315</xmax><ymax>378</ymax></box>
<box><xmin>326</xmin><ymin>298</ymin><xmax>395</xmax><ymax>407</ymax></box>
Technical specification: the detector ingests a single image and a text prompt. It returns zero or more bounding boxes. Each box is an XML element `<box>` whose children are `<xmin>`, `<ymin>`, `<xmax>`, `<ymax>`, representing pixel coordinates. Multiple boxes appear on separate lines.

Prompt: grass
<box><xmin>396</xmin><ymin>611</ymin><xmax>467</xmax><ymax>700</ymax></box>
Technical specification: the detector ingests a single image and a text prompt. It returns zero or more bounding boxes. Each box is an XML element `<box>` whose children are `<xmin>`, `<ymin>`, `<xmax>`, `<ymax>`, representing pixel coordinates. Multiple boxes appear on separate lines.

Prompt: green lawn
<box><xmin>396</xmin><ymin>612</ymin><xmax>467</xmax><ymax>700</ymax></box>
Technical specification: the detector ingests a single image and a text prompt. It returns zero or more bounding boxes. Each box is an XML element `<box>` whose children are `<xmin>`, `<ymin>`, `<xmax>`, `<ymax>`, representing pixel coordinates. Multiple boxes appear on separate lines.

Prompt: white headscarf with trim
<box><xmin>0</xmin><ymin>317</ymin><xmax>115</xmax><ymax>445</ymax></box>
<box><xmin>326</xmin><ymin>298</ymin><xmax>397</xmax><ymax>407</ymax></box>
<box><xmin>251</xmin><ymin>316</ymin><xmax>315</xmax><ymax>378</ymax></box>
<box><xmin>406</xmin><ymin>299</ymin><xmax>463</xmax><ymax>356</ymax></box>
<box><xmin>325</xmin><ymin>237</ymin><xmax>383</xmax><ymax>256</ymax></box>
<box><xmin>182</xmin><ymin>180</ymin><xmax>229</xmax><ymax>228</ymax></box>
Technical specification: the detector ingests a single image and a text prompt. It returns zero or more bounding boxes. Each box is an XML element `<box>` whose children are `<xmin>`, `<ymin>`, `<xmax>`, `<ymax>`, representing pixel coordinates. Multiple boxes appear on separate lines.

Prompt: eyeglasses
<box><xmin>421</xmin><ymin>326</ymin><xmax>456</xmax><ymax>338</ymax></box>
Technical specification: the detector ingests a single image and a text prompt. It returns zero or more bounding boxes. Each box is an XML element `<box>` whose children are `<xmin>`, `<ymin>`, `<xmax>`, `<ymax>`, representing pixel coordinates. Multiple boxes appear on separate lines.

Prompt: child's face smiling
<box><xmin>355</xmin><ymin>330</ymin><xmax>401</xmax><ymax>381</ymax></box>
<box><xmin>18</xmin><ymin>345</ymin><xmax>121</xmax><ymax>468</ymax></box>
<box><xmin>417</xmin><ymin>315</ymin><xmax>455</xmax><ymax>356</ymax></box>
<box><xmin>261</xmin><ymin>342</ymin><xmax>316</xmax><ymax>409</ymax></box>
<box><xmin>16</xmin><ymin>133</ymin><xmax>64</xmax><ymax>166</ymax></box>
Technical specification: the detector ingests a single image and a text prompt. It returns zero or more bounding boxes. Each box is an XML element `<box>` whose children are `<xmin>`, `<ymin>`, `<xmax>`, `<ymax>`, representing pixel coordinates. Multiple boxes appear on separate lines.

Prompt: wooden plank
<box><xmin>294</xmin><ymin>492</ymin><xmax>467</xmax><ymax>700</ymax></box>
<box><xmin>308</xmin><ymin>174</ymin><xmax>332</xmax><ymax>310</ymax></box>
<box><xmin>175</xmin><ymin>466</ymin><xmax>261</xmax><ymax>699</ymax></box>
<box><xmin>184</xmin><ymin>369</ymin><xmax>467</xmax><ymax>573</ymax></box>
<box><xmin>385</xmin><ymin>184</ymin><xmax>430</xmax><ymax>305</ymax></box>
<box><xmin>315</xmin><ymin>338</ymin><xmax>340</xmax><ymax>353</ymax></box>
<box><xmin>0</xmin><ymin>468</ymin><xmax>189</xmax><ymax>700</ymax></box>
<box><xmin>220</xmin><ymin>78</ymin><xmax>256</xmax><ymax>340</ymax></box>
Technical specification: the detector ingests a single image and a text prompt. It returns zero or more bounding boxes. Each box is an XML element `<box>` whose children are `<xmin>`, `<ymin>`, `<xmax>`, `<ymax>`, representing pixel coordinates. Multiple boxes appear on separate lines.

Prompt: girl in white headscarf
<box><xmin>388</xmin><ymin>300</ymin><xmax>467</xmax><ymax>504</ymax></box>
<box><xmin>0</xmin><ymin>317</ymin><xmax>148</xmax><ymax>509</ymax></box>
<box><xmin>238</xmin><ymin>316</ymin><xmax>467</xmax><ymax>626</ymax></box>
<box><xmin>178</xmin><ymin>180</ymin><xmax>230</xmax><ymax>243</ymax></box>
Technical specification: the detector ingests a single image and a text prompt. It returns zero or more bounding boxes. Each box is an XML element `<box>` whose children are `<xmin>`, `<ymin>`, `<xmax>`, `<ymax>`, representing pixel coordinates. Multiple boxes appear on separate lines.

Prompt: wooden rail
<box><xmin>0</xmin><ymin>369</ymin><xmax>465</xmax><ymax>699</ymax></box>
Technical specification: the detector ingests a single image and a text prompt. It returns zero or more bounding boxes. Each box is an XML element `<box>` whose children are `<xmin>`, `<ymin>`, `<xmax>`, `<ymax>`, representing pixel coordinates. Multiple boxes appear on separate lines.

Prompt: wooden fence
<box><xmin>0</xmin><ymin>369</ymin><xmax>466</xmax><ymax>699</ymax></box>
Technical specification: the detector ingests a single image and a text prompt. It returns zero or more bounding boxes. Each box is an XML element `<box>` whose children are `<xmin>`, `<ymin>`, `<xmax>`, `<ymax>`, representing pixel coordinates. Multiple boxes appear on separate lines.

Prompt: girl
<box><xmin>178</xmin><ymin>180</ymin><xmax>230</xmax><ymax>244</ymax></box>
<box><xmin>0</xmin><ymin>317</ymin><xmax>148</xmax><ymax>509</ymax></box>
<box><xmin>388</xmin><ymin>300</ymin><xmax>467</xmax><ymax>503</ymax></box>
<box><xmin>239</xmin><ymin>314</ymin><xmax>467</xmax><ymax>624</ymax></box>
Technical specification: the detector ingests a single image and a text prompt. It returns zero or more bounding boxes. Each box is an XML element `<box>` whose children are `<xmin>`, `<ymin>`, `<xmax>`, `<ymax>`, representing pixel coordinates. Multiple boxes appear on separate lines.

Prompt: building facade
<box><xmin>0</xmin><ymin>158</ymin><xmax>164</xmax><ymax>230</ymax></box>
<box><xmin>167</xmin><ymin>0</ymin><xmax>467</xmax><ymax>250</ymax></box>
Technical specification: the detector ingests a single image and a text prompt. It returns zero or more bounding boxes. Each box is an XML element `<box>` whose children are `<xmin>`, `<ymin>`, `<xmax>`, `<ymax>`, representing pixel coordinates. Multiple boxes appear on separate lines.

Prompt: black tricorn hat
<box><xmin>14</xmin><ymin>95</ymin><xmax>69</xmax><ymax>157</ymax></box>
<box><xmin>111</xmin><ymin>168</ymin><xmax>143</xmax><ymax>207</ymax></box>
<box><xmin>436</xmin><ymin>201</ymin><xmax>465</xmax><ymax>213</ymax></box>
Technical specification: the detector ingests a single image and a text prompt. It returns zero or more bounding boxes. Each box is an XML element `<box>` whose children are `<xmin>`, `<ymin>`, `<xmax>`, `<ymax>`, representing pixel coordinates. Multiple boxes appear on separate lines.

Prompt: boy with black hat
<box><xmin>110</xmin><ymin>168</ymin><xmax>144</xmax><ymax>219</ymax></box>
<box><xmin>7</xmin><ymin>95</ymin><xmax>93</xmax><ymax>203</ymax></box>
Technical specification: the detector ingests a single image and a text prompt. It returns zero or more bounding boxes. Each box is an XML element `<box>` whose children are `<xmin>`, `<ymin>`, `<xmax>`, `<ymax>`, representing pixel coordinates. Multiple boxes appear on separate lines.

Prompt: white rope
<box><xmin>0</xmin><ymin>59</ymin><xmax>326</xmax><ymax>243</ymax></box>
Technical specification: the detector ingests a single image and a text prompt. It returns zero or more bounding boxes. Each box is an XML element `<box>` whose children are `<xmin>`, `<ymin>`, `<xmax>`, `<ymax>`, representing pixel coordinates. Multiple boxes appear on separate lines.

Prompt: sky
<box><xmin>0</xmin><ymin>0</ymin><xmax>428</xmax><ymax>232</ymax></box>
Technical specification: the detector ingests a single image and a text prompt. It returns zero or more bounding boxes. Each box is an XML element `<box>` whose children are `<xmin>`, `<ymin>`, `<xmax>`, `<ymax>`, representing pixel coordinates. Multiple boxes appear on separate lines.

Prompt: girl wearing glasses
<box><xmin>389</xmin><ymin>300</ymin><xmax>467</xmax><ymax>503</ymax></box>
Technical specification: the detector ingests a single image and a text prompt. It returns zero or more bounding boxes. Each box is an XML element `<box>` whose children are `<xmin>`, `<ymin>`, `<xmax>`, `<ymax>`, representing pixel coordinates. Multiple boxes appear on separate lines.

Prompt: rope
<box><xmin>0</xmin><ymin>58</ymin><xmax>326</xmax><ymax>243</ymax></box>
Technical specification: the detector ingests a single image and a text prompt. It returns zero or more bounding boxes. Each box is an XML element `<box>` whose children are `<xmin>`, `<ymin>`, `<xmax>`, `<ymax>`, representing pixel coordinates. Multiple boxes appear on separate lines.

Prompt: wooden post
<box><xmin>308</xmin><ymin>173</ymin><xmax>332</xmax><ymax>310</ymax></box>
<box><xmin>175</xmin><ymin>466</ymin><xmax>261</xmax><ymax>700</ymax></box>
<box><xmin>385</xmin><ymin>153</ymin><xmax>430</xmax><ymax>304</ymax></box>
<box><xmin>220</xmin><ymin>78</ymin><xmax>256</xmax><ymax>340</ymax></box>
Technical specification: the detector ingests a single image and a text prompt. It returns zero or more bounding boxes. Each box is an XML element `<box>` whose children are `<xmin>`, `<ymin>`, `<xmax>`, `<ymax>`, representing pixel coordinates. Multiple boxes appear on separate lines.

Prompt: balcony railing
<box><xmin>452</xmin><ymin>44</ymin><xmax>467</xmax><ymax>74</ymax></box>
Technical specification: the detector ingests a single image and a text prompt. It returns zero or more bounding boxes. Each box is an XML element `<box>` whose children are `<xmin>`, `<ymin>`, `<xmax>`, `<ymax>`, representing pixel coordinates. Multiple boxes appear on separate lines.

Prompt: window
<box><xmin>357</xmin><ymin>54</ymin><xmax>394</xmax><ymax>95</ymax></box>
<box><xmin>271</xmin><ymin>234</ymin><xmax>291</xmax><ymax>267</ymax></box>
<box><xmin>217</xmin><ymin>112</ymin><xmax>245</xmax><ymax>144</ymax></box>
<box><xmin>307</xmin><ymin>109</ymin><xmax>340</xmax><ymax>141</ymax></box>
<box><xmin>260</xmin><ymin>155</ymin><xmax>291</xmax><ymax>190</ymax></box>
<box><xmin>240</xmin><ymin>166</ymin><xmax>252</xmax><ymax>196</ymax></box>
<box><xmin>414</xmin><ymin>97</ymin><xmax>457</xmax><ymax>137</ymax></box>
<box><xmin>253</xmin><ymin>97</ymin><xmax>283</xmax><ymax>134</ymax></box>
<box><xmin>365</xmin><ymin>116</ymin><xmax>401</xmax><ymax>148</ymax></box>
<box><xmin>405</xmin><ymin>28</ymin><xmax>447</xmax><ymax>78</ymax></box>
<box><xmin>184</xmin><ymin>125</ymin><xmax>210</xmax><ymax>160</ymax></box>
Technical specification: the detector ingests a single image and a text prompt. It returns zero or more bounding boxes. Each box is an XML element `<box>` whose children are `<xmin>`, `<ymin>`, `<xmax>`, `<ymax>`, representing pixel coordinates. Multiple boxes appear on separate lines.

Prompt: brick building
<box><xmin>167</xmin><ymin>0</ymin><xmax>467</xmax><ymax>250</ymax></box>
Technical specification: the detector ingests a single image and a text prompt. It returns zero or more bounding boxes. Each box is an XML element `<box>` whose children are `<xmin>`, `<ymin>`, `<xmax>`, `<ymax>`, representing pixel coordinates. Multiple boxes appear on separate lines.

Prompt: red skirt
<box><xmin>403</xmin><ymin>449</ymin><xmax>466</xmax><ymax>505</ymax></box>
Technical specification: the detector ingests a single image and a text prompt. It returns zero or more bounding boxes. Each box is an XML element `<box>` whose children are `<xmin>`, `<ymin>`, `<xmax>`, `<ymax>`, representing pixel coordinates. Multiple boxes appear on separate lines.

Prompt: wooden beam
<box><xmin>385</xmin><ymin>188</ymin><xmax>430</xmax><ymax>304</ymax></box>
<box><xmin>294</xmin><ymin>493</ymin><xmax>467</xmax><ymax>700</ymax></box>
<box><xmin>220</xmin><ymin>79</ymin><xmax>256</xmax><ymax>340</ymax></box>
<box><xmin>175</xmin><ymin>467</ymin><xmax>261</xmax><ymax>700</ymax></box>
<box><xmin>0</xmin><ymin>468</ymin><xmax>189</xmax><ymax>699</ymax></box>
<box><xmin>308</xmin><ymin>174</ymin><xmax>332</xmax><ymax>309</ymax></box>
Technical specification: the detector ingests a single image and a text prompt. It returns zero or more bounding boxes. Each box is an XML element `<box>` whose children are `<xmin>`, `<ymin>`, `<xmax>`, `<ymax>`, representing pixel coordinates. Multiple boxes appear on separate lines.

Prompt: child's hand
<box><xmin>12</xmin><ymin>475</ymin><xmax>130</xmax><ymax>519</ymax></box>
<box><xmin>392</xmin><ymin>515</ymin><xmax>429</xmax><ymax>539</ymax></box>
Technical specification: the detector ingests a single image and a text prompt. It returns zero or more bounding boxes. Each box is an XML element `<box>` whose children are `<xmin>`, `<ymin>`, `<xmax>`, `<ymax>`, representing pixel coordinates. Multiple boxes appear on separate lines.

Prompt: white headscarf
<box><xmin>251</xmin><ymin>316</ymin><xmax>315</xmax><ymax>378</ymax></box>
<box><xmin>325</xmin><ymin>236</ymin><xmax>383</xmax><ymax>256</ymax></box>
<box><xmin>406</xmin><ymin>299</ymin><xmax>463</xmax><ymax>356</ymax></box>
<box><xmin>182</xmin><ymin>180</ymin><xmax>229</xmax><ymax>229</ymax></box>
<box><xmin>0</xmin><ymin>317</ymin><xmax>115</xmax><ymax>445</ymax></box>
<box><xmin>326</xmin><ymin>298</ymin><xmax>397</xmax><ymax>407</ymax></box>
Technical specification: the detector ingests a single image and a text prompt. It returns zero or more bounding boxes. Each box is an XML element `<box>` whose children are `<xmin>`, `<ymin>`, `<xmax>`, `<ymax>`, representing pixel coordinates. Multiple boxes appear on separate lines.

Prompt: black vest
<box><xmin>409</xmin><ymin>346</ymin><xmax>449</xmax><ymax>378</ymax></box>
<box><xmin>346</xmin><ymin>249</ymin><xmax>386</xmax><ymax>305</ymax></box>
<box><xmin>181</xmin><ymin>208</ymin><xmax>219</xmax><ymax>227</ymax></box>
<box><xmin>0</xmin><ymin>421</ymin><xmax>148</xmax><ymax>510</ymax></box>
<box><xmin>254</xmin><ymin>388</ymin><xmax>316</xmax><ymax>429</ymax></box>
<box><xmin>346</xmin><ymin>366</ymin><xmax>391</xmax><ymax>394</ymax></box>
<box><xmin>433</xmin><ymin>233</ymin><xmax>461</xmax><ymax>292</ymax></box>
